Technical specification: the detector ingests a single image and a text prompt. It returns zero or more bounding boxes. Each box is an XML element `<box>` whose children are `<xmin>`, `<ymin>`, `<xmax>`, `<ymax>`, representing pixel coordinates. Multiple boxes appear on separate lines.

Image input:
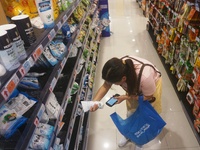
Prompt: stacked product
<box><xmin>0</xmin><ymin>0</ymin><xmax>102</xmax><ymax>149</ymax></box>
<box><xmin>147</xmin><ymin>0</ymin><xmax>200</xmax><ymax>139</ymax></box>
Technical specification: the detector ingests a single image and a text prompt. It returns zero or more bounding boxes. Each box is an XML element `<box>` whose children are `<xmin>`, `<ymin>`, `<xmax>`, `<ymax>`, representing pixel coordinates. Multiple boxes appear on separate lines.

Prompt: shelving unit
<box><xmin>145</xmin><ymin>0</ymin><xmax>200</xmax><ymax>144</ymax></box>
<box><xmin>0</xmin><ymin>0</ymin><xmax>102</xmax><ymax>149</ymax></box>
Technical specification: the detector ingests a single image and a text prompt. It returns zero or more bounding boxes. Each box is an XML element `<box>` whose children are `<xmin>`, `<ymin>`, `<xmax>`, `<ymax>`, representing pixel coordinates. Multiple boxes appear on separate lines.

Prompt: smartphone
<box><xmin>106</xmin><ymin>97</ymin><xmax>118</xmax><ymax>107</ymax></box>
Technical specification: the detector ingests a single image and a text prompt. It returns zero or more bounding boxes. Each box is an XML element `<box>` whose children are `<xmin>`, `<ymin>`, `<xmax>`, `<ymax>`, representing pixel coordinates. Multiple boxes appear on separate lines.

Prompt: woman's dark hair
<box><xmin>102</xmin><ymin>57</ymin><xmax>137</xmax><ymax>95</ymax></box>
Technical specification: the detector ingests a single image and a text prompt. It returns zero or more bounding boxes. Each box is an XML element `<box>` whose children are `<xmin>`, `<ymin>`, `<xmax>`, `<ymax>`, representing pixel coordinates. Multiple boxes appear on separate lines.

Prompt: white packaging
<box><xmin>81</xmin><ymin>101</ymin><xmax>104</xmax><ymax>112</ymax></box>
<box><xmin>45</xmin><ymin>92</ymin><xmax>61</xmax><ymax>119</ymax></box>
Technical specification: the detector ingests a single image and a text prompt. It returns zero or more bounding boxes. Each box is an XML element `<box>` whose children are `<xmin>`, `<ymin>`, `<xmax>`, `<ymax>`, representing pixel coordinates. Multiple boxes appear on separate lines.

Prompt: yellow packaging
<box><xmin>1</xmin><ymin>0</ymin><xmax>30</xmax><ymax>18</ymax></box>
<box><xmin>28</xmin><ymin>0</ymin><xmax>38</xmax><ymax>18</ymax></box>
<box><xmin>195</xmin><ymin>57</ymin><xmax>200</xmax><ymax>68</ymax></box>
<box><xmin>18</xmin><ymin>0</ymin><xmax>30</xmax><ymax>13</ymax></box>
<box><xmin>53</xmin><ymin>0</ymin><xmax>59</xmax><ymax>19</ymax></box>
<box><xmin>169</xmin><ymin>28</ymin><xmax>176</xmax><ymax>41</ymax></box>
<box><xmin>0</xmin><ymin>2</ymin><xmax>8</xmax><ymax>24</ymax></box>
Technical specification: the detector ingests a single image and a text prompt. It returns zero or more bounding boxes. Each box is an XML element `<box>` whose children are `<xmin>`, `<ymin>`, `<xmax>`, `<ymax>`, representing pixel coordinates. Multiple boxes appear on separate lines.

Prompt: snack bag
<box><xmin>1</xmin><ymin>0</ymin><xmax>31</xmax><ymax>18</ymax></box>
<box><xmin>18</xmin><ymin>0</ymin><xmax>30</xmax><ymax>13</ymax></box>
<box><xmin>53</xmin><ymin>0</ymin><xmax>59</xmax><ymax>19</ymax></box>
<box><xmin>27</xmin><ymin>0</ymin><xmax>38</xmax><ymax>18</ymax></box>
<box><xmin>0</xmin><ymin>106</ymin><xmax>27</xmax><ymax>139</ymax></box>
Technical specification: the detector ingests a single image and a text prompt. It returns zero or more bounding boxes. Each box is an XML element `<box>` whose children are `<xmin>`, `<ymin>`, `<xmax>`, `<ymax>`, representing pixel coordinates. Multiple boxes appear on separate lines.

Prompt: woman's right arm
<box><xmin>90</xmin><ymin>81</ymin><xmax>112</xmax><ymax>112</ymax></box>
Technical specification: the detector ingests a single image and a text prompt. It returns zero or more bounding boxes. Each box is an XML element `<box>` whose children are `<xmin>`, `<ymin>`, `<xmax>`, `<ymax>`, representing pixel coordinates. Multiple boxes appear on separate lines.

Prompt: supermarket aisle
<box><xmin>87</xmin><ymin>0</ymin><xmax>200</xmax><ymax>150</ymax></box>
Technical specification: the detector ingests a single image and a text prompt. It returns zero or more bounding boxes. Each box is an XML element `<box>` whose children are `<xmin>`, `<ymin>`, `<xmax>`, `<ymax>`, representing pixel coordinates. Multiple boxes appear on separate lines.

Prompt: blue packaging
<box><xmin>99</xmin><ymin>0</ymin><xmax>111</xmax><ymax>37</ymax></box>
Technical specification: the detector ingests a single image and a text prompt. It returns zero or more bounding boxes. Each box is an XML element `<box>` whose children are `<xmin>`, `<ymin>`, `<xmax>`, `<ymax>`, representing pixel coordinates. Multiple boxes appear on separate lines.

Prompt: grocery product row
<box><xmin>140</xmin><ymin>0</ymin><xmax>200</xmax><ymax>143</ymax></box>
<box><xmin>0</xmin><ymin>0</ymin><xmax>103</xmax><ymax>149</ymax></box>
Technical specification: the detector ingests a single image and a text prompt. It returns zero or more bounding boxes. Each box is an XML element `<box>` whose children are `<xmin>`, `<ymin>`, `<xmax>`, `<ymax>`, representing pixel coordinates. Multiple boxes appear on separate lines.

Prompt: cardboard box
<box><xmin>0</xmin><ymin>2</ymin><xmax>8</xmax><ymax>25</ymax></box>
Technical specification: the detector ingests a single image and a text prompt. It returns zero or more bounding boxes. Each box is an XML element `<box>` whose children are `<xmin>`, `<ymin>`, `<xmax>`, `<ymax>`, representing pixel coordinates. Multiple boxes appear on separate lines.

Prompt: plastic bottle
<box><xmin>35</xmin><ymin>0</ymin><xmax>55</xmax><ymax>29</ymax></box>
<box><xmin>27</xmin><ymin>0</ymin><xmax>39</xmax><ymax>18</ymax></box>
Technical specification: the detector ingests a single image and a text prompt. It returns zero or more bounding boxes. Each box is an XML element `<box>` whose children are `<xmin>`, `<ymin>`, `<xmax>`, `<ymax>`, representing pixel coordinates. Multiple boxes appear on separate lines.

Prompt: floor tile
<box><xmin>161</xmin><ymin>112</ymin><xmax>199</xmax><ymax>148</ymax></box>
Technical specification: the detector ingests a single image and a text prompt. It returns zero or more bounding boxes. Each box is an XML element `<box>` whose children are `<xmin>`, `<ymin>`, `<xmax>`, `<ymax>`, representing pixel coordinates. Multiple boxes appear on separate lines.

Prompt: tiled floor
<box><xmin>87</xmin><ymin>0</ymin><xmax>200</xmax><ymax>150</ymax></box>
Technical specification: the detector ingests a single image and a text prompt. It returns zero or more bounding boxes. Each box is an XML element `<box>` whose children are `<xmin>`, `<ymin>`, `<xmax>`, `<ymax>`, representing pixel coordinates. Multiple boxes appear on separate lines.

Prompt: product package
<box><xmin>29</xmin><ymin>134</ymin><xmax>50</xmax><ymax>150</ymax></box>
<box><xmin>81</xmin><ymin>101</ymin><xmax>104</xmax><ymax>112</ymax></box>
<box><xmin>0</xmin><ymin>105</ymin><xmax>27</xmax><ymax>139</ymax></box>
<box><xmin>42</xmin><ymin>46</ymin><xmax>59</xmax><ymax>66</ymax></box>
<box><xmin>19</xmin><ymin>77</ymin><xmax>41</xmax><ymax>90</ymax></box>
<box><xmin>48</xmin><ymin>40</ymin><xmax>67</xmax><ymax>60</ymax></box>
<box><xmin>34</xmin><ymin>123</ymin><xmax>54</xmax><ymax>139</ymax></box>
<box><xmin>5</xmin><ymin>93</ymin><xmax>37</xmax><ymax>115</ymax></box>
<box><xmin>35</xmin><ymin>0</ymin><xmax>55</xmax><ymax>28</ymax></box>
<box><xmin>45</xmin><ymin>92</ymin><xmax>61</xmax><ymax>119</ymax></box>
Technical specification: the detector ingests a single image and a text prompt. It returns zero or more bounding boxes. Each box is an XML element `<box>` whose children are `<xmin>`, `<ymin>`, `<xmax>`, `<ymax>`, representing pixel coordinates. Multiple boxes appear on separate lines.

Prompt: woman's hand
<box><xmin>115</xmin><ymin>95</ymin><xmax>128</xmax><ymax>104</ymax></box>
<box><xmin>90</xmin><ymin>104</ymin><xmax>99</xmax><ymax>112</ymax></box>
<box><xmin>115</xmin><ymin>95</ymin><xmax>139</xmax><ymax>103</ymax></box>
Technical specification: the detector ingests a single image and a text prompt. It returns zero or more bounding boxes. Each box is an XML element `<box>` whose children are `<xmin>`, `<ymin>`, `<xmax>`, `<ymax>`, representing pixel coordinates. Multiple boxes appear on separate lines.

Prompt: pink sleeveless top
<box><xmin>120</xmin><ymin>56</ymin><xmax>161</xmax><ymax>96</ymax></box>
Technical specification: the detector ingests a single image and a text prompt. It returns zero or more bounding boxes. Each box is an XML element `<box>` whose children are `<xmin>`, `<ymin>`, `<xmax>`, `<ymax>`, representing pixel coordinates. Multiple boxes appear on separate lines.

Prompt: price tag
<box><xmin>196</xmin><ymin>37</ymin><xmax>200</xmax><ymax>42</ymax></box>
<box><xmin>61</xmin><ymin>57</ymin><xmax>67</xmax><ymax>68</ymax></box>
<box><xmin>49</xmin><ymin>77</ymin><xmax>57</xmax><ymax>92</ymax></box>
<box><xmin>28</xmin><ymin>57</ymin><xmax>34</xmax><ymax>67</ymax></box>
<box><xmin>187</xmin><ymin>84</ymin><xmax>191</xmax><ymax>89</ymax></box>
<box><xmin>189</xmin><ymin>46</ymin><xmax>192</xmax><ymax>52</ymax></box>
<box><xmin>177</xmin><ymin>33</ymin><xmax>180</xmax><ymax>38</ymax></box>
<box><xmin>192</xmin><ymin>27</ymin><xmax>195</xmax><ymax>33</ymax></box>
<box><xmin>34</xmin><ymin>117</ymin><xmax>39</xmax><ymax>127</ymax></box>
<box><xmin>59</xmin><ymin>109</ymin><xmax>64</xmax><ymax>121</ymax></box>
<box><xmin>63</xmin><ymin>15</ymin><xmax>67</xmax><ymax>22</ymax></box>
<box><xmin>178</xmin><ymin>73</ymin><xmax>181</xmax><ymax>79</ymax></box>
<box><xmin>63</xmin><ymin>100</ymin><xmax>68</xmax><ymax>110</ymax></box>
<box><xmin>77</xmin><ymin>29</ymin><xmax>80</xmax><ymax>34</ymax></box>
<box><xmin>58</xmin><ymin>68</ymin><xmax>62</xmax><ymax>76</ymax></box>
<box><xmin>65</xmin><ymin>140</ymin><xmax>69</xmax><ymax>150</ymax></box>
<box><xmin>32</xmin><ymin>45</ymin><xmax>43</xmax><ymax>61</ymax></box>
<box><xmin>194</xmin><ymin>94</ymin><xmax>197</xmax><ymax>100</ymax></box>
<box><xmin>19</xmin><ymin>67</ymin><xmax>26</xmax><ymax>77</ymax></box>
<box><xmin>74</xmin><ymin>70</ymin><xmax>77</xmax><ymax>77</ymax></box>
<box><xmin>48</xmin><ymin>29</ymin><xmax>56</xmax><ymax>41</ymax></box>
<box><xmin>37</xmin><ymin>104</ymin><xmax>45</xmax><ymax>119</ymax></box>
<box><xmin>68</xmin><ymin>44</ymin><xmax>73</xmax><ymax>52</ymax></box>
<box><xmin>67</xmin><ymin>88</ymin><xmax>71</xmax><ymax>98</ymax></box>
<box><xmin>1</xmin><ymin>88</ymin><xmax>10</xmax><ymax>100</ymax></box>
<box><xmin>7</xmin><ymin>74</ymin><xmax>19</xmax><ymax>93</ymax></box>
<box><xmin>196</xmin><ymin>6</ymin><xmax>200</xmax><ymax>12</ymax></box>
<box><xmin>57</xmin><ymin>21</ymin><xmax>62</xmax><ymax>30</ymax></box>
<box><xmin>19</xmin><ymin>61</ymin><xmax>31</xmax><ymax>76</ymax></box>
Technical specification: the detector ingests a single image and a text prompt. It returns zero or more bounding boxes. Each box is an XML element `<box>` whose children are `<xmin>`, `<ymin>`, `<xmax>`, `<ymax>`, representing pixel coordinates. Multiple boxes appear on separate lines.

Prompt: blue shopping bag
<box><xmin>110</xmin><ymin>96</ymin><xmax>166</xmax><ymax>145</ymax></box>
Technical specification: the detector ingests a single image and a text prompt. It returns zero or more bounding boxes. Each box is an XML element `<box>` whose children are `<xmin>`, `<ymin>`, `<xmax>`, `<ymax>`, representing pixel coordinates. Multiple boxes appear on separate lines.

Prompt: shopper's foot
<box><xmin>118</xmin><ymin>136</ymin><xmax>130</xmax><ymax>147</ymax></box>
<box><xmin>135</xmin><ymin>145</ymin><xmax>143</xmax><ymax>150</ymax></box>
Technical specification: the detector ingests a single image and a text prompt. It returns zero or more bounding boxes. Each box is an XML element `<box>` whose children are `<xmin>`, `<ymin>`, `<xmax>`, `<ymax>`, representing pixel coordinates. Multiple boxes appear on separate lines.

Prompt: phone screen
<box><xmin>106</xmin><ymin>97</ymin><xmax>117</xmax><ymax>106</ymax></box>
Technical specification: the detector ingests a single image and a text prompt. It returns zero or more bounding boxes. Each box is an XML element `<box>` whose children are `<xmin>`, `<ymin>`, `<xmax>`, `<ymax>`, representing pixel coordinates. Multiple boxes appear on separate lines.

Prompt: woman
<box><xmin>90</xmin><ymin>55</ymin><xmax>162</xmax><ymax>148</ymax></box>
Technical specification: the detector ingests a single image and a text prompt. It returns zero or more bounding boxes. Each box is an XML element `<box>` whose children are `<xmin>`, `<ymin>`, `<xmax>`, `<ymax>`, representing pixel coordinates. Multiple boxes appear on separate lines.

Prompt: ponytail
<box><xmin>124</xmin><ymin>59</ymin><xmax>137</xmax><ymax>96</ymax></box>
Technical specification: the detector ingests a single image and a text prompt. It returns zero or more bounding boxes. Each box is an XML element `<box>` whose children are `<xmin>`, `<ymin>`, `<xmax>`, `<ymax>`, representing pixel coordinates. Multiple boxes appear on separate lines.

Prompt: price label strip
<box><xmin>48</xmin><ymin>29</ymin><xmax>56</xmax><ymax>41</ymax></box>
<box><xmin>57</xmin><ymin>21</ymin><xmax>62</xmax><ymax>30</ymax></box>
<box><xmin>19</xmin><ymin>60</ymin><xmax>31</xmax><ymax>77</ymax></box>
<box><xmin>63</xmin><ymin>14</ymin><xmax>67</xmax><ymax>23</ymax></box>
<box><xmin>61</xmin><ymin>57</ymin><xmax>67</xmax><ymax>68</ymax></box>
<box><xmin>49</xmin><ymin>77</ymin><xmax>57</xmax><ymax>92</ymax></box>
<box><xmin>1</xmin><ymin>74</ymin><xmax>20</xmax><ymax>100</ymax></box>
<box><xmin>37</xmin><ymin>104</ymin><xmax>45</xmax><ymax>119</ymax></box>
<box><xmin>32</xmin><ymin>45</ymin><xmax>43</xmax><ymax>61</ymax></box>
<box><xmin>34</xmin><ymin>117</ymin><xmax>40</xmax><ymax>127</ymax></box>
